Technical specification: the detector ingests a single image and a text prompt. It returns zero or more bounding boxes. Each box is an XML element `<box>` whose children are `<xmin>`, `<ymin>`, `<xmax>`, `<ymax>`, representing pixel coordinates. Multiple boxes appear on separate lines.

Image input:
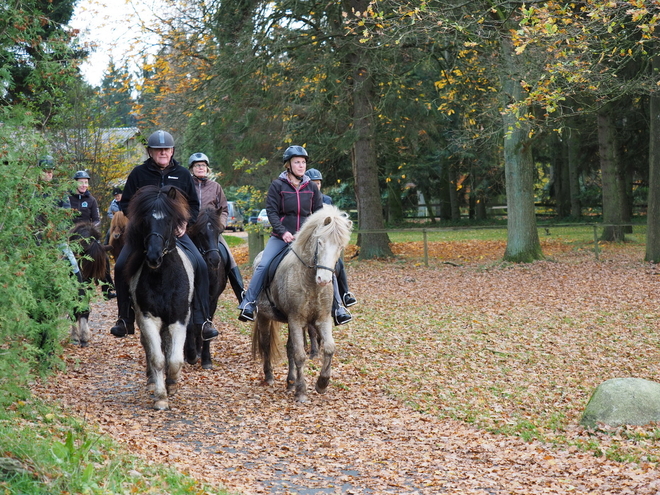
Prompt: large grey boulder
<box><xmin>581</xmin><ymin>377</ymin><xmax>660</xmax><ymax>428</ymax></box>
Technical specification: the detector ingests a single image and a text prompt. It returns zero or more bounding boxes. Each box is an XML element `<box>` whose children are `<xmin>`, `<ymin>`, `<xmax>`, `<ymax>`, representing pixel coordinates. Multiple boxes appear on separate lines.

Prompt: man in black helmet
<box><xmin>109</xmin><ymin>130</ymin><xmax>219</xmax><ymax>341</ymax></box>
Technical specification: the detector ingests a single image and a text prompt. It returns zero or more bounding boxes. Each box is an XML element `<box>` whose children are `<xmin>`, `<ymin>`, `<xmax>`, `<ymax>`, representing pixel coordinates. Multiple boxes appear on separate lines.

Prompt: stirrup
<box><xmin>333</xmin><ymin>307</ymin><xmax>352</xmax><ymax>326</ymax></box>
<box><xmin>342</xmin><ymin>292</ymin><xmax>357</xmax><ymax>307</ymax></box>
<box><xmin>238</xmin><ymin>302</ymin><xmax>256</xmax><ymax>322</ymax></box>
<box><xmin>201</xmin><ymin>320</ymin><xmax>219</xmax><ymax>341</ymax></box>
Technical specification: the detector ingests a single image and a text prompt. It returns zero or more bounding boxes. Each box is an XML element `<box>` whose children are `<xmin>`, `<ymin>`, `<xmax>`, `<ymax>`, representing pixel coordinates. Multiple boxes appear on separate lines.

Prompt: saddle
<box><xmin>175</xmin><ymin>238</ymin><xmax>200</xmax><ymax>271</ymax></box>
<box><xmin>260</xmin><ymin>245</ymin><xmax>291</xmax><ymax>323</ymax></box>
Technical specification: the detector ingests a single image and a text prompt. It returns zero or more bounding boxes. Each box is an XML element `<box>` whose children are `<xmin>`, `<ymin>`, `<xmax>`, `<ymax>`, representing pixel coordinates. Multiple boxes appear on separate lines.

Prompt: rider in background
<box><xmin>305</xmin><ymin>168</ymin><xmax>357</xmax><ymax>320</ymax></box>
<box><xmin>109</xmin><ymin>130</ymin><xmax>219</xmax><ymax>341</ymax></box>
<box><xmin>69</xmin><ymin>170</ymin><xmax>115</xmax><ymax>299</ymax></box>
<box><xmin>69</xmin><ymin>170</ymin><xmax>100</xmax><ymax>227</ymax></box>
<box><xmin>107</xmin><ymin>187</ymin><xmax>122</xmax><ymax>219</ymax></box>
<box><xmin>237</xmin><ymin>146</ymin><xmax>353</xmax><ymax>325</ymax></box>
<box><xmin>188</xmin><ymin>152</ymin><xmax>245</xmax><ymax>303</ymax></box>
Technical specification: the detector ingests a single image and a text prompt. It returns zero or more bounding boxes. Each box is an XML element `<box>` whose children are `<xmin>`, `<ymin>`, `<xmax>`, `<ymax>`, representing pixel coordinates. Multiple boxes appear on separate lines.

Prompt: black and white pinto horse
<box><xmin>186</xmin><ymin>206</ymin><xmax>227</xmax><ymax>369</ymax></box>
<box><xmin>125</xmin><ymin>185</ymin><xmax>195</xmax><ymax>410</ymax></box>
<box><xmin>69</xmin><ymin>222</ymin><xmax>111</xmax><ymax>347</ymax></box>
<box><xmin>251</xmin><ymin>206</ymin><xmax>353</xmax><ymax>402</ymax></box>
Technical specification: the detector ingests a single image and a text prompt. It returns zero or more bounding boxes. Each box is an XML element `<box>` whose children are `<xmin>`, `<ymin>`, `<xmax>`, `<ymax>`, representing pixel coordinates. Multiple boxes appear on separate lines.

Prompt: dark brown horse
<box><xmin>69</xmin><ymin>222</ymin><xmax>112</xmax><ymax>347</ymax></box>
<box><xmin>251</xmin><ymin>206</ymin><xmax>353</xmax><ymax>402</ymax></box>
<box><xmin>186</xmin><ymin>206</ymin><xmax>227</xmax><ymax>369</ymax></box>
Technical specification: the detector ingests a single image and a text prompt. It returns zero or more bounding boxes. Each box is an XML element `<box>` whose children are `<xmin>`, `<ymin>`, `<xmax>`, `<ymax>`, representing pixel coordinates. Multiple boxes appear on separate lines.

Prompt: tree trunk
<box><xmin>349</xmin><ymin>52</ymin><xmax>393</xmax><ymax>259</ymax></box>
<box><xmin>500</xmin><ymin>37</ymin><xmax>544</xmax><ymax>262</ymax></box>
<box><xmin>646</xmin><ymin>53</ymin><xmax>660</xmax><ymax>262</ymax></box>
<box><xmin>597</xmin><ymin>109</ymin><xmax>626</xmax><ymax>242</ymax></box>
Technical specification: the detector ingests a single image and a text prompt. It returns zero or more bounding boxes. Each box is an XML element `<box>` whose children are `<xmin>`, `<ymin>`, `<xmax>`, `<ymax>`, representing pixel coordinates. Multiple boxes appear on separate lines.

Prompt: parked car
<box><xmin>226</xmin><ymin>201</ymin><xmax>244</xmax><ymax>231</ymax></box>
<box><xmin>256</xmin><ymin>208</ymin><xmax>270</xmax><ymax>227</ymax></box>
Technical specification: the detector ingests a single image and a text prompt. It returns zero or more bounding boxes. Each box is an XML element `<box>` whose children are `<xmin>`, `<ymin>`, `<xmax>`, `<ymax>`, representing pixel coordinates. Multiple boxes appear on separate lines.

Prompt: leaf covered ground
<box><xmin>33</xmin><ymin>240</ymin><xmax>660</xmax><ymax>494</ymax></box>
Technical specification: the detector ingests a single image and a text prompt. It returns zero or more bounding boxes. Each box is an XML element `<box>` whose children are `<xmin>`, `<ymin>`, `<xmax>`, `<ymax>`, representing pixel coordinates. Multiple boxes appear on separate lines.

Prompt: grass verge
<box><xmin>0</xmin><ymin>398</ymin><xmax>232</xmax><ymax>494</ymax></box>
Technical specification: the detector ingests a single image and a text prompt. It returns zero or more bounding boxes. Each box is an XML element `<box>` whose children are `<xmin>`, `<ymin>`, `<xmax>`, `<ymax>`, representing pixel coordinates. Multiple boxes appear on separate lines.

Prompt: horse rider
<box><xmin>188</xmin><ymin>152</ymin><xmax>246</xmax><ymax>302</ymax></box>
<box><xmin>69</xmin><ymin>170</ymin><xmax>100</xmax><ymax>228</ymax></box>
<box><xmin>305</xmin><ymin>168</ymin><xmax>357</xmax><ymax>311</ymax></box>
<box><xmin>109</xmin><ymin>130</ymin><xmax>219</xmax><ymax>341</ymax></box>
<box><xmin>37</xmin><ymin>156</ymin><xmax>80</xmax><ymax>280</ymax></box>
<box><xmin>69</xmin><ymin>170</ymin><xmax>115</xmax><ymax>299</ymax></box>
<box><xmin>104</xmin><ymin>187</ymin><xmax>122</xmax><ymax>244</ymax></box>
<box><xmin>237</xmin><ymin>145</ymin><xmax>353</xmax><ymax>325</ymax></box>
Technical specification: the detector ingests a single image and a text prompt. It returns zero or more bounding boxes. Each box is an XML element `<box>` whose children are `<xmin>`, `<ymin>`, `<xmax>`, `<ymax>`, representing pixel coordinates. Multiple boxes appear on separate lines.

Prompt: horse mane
<box><xmin>188</xmin><ymin>206</ymin><xmax>222</xmax><ymax>237</ymax></box>
<box><xmin>110</xmin><ymin>210</ymin><xmax>128</xmax><ymax>232</ymax></box>
<box><xmin>290</xmin><ymin>205</ymin><xmax>353</xmax><ymax>255</ymax></box>
<box><xmin>125</xmin><ymin>185</ymin><xmax>190</xmax><ymax>252</ymax></box>
<box><xmin>70</xmin><ymin>222</ymin><xmax>107</xmax><ymax>281</ymax></box>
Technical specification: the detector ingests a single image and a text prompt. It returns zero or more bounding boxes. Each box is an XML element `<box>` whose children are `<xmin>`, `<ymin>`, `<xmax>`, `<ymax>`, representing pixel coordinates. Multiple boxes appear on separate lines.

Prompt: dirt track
<box><xmin>34</xmin><ymin>261</ymin><xmax>660</xmax><ymax>495</ymax></box>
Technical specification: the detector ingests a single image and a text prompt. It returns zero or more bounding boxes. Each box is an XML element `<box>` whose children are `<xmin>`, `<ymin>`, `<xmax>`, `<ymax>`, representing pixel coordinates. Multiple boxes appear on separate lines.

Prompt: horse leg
<box><xmin>257</xmin><ymin>316</ymin><xmax>275</xmax><ymax>385</ymax></box>
<box><xmin>184</xmin><ymin>321</ymin><xmax>199</xmax><ymax>365</ymax></box>
<box><xmin>289</xmin><ymin>323</ymin><xmax>308</xmax><ymax>402</ymax></box>
<box><xmin>78</xmin><ymin>315</ymin><xmax>90</xmax><ymax>347</ymax></box>
<box><xmin>165</xmin><ymin>322</ymin><xmax>186</xmax><ymax>397</ymax></box>
<box><xmin>307</xmin><ymin>323</ymin><xmax>319</xmax><ymax>359</ymax></box>
<box><xmin>286</xmin><ymin>332</ymin><xmax>295</xmax><ymax>391</ymax></box>
<box><xmin>140</xmin><ymin>319</ymin><xmax>168</xmax><ymax>409</ymax></box>
<box><xmin>70</xmin><ymin>320</ymin><xmax>79</xmax><ymax>346</ymax></box>
<box><xmin>315</xmin><ymin>319</ymin><xmax>335</xmax><ymax>394</ymax></box>
<box><xmin>201</xmin><ymin>340</ymin><xmax>212</xmax><ymax>370</ymax></box>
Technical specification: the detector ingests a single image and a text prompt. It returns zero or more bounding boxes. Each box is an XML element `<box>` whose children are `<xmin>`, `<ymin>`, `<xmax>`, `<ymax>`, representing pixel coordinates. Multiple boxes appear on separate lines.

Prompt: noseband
<box><xmin>144</xmin><ymin>231</ymin><xmax>172</xmax><ymax>257</ymax></box>
<box><xmin>291</xmin><ymin>241</ymin><xmax>335</xmax><ymax>274</ymax></box>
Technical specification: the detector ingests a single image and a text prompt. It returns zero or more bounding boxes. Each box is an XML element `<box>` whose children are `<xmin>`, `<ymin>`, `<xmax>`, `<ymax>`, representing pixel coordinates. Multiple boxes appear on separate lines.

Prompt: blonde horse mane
<box><xmin>290</xmin><ymin>205</ymin><xmax>353</xmax><ymax>257</ymax></box>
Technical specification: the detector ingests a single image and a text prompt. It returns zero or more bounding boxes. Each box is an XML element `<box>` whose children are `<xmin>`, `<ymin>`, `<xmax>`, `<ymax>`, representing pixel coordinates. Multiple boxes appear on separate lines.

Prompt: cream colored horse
<box><xmin>251</xmin><ymin>206</ymin><xmax>353</xmax><ymax>402</ymax></box>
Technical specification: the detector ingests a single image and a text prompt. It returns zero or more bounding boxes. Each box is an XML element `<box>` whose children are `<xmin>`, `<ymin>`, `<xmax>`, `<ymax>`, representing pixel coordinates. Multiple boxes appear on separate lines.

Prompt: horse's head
<box><xmin>293</xmin><ymin>206</ymin><xmax>353</xmax><ymax>286</ymax></box>
<box><xmin>127</xmin><ymin>185</ymin><xmax>190</xmax><ymax>270</ymax></box>
<box><xmin>110</xmin><ymin>211</ymin><xmax>127</xmax><ymax>240</ymax></box>
<box><xmin>188</xmin><ymin>207</ymin><xmax>221</xmax><ymax>268</ymax></box>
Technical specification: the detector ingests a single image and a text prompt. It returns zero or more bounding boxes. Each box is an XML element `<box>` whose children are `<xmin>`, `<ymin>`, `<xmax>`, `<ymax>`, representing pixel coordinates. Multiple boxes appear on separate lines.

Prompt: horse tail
<box><xmin>251</xmin><ymin>319</ymin><xmax>282</xmax><ymax>363</ymax></box>
<box><xmin>80</xmin><ymin>239</ymin><xmax>108</xmax><ymax>281</ymax></box>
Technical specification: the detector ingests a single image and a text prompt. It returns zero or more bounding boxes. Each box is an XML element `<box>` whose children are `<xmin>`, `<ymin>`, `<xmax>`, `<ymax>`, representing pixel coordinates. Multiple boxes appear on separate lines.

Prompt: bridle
<box><xmin>144</xmin><ymin>230</ymin><xmax>173</xmax><ymax>257</ymax></box>
<box><xmin>290</xmin><ymin>240</ymin><xmax>335</xmax><ymax>274</ymax></box>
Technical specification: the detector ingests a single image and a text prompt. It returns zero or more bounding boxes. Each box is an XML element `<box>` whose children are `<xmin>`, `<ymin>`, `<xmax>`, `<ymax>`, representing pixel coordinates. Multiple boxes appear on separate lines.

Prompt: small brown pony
<box><xmin>108</xmin><ymin>210</ymin><xmax>128</xmax><ymax>262</ymax></box>
<box><xmin>251</xmin><ymin>205</ymin><xmax>353</xmax><ymax>402</ymax></box>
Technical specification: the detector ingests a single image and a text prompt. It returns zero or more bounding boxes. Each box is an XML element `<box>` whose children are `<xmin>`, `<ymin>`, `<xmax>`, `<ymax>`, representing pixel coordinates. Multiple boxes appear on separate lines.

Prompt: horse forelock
<box><xmin>126</xmin><ymin>185</ymin><xmax>189</xmax><ymax>250</ymax></box>
<box><xmin>188</xmin><ymin>206</ymin><xmax>221</xmax><ymax>237</ymax></box>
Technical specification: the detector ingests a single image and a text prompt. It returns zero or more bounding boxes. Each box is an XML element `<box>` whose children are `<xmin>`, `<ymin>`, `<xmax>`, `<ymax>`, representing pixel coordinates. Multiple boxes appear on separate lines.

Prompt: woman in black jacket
<box><xmin>237</xmin><ymin>146</ymin><xmax>353</xmax><ymax>325</ymax></box>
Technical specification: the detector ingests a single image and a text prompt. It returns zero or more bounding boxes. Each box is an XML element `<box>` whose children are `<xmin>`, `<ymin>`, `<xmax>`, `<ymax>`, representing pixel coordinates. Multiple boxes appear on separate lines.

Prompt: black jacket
<box><xmin>69</xmin><ymin>190</ymin><xmax>100</xmax><ymax>225</ymax></box>
<box><xmin>119</xmin><ymin>158</ymin><xmax>200</xmax><ymax>223</ymax></box>
<box><xmin>266</xmin><ymin>171</ymin><xmax>323</xmax><ymax>238</ymax></box>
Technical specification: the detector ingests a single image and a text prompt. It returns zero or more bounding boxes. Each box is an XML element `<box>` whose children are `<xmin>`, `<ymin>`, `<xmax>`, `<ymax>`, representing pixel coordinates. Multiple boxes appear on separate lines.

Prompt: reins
<box><xmin>290</xmin><ymin>241</ymin><xmax>335</xmax><ymax>274</ymax></box>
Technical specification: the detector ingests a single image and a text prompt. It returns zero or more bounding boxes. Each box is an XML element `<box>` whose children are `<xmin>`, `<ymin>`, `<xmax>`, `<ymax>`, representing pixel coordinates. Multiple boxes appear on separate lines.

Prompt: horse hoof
<box><xmin>153</xmin><ymin>400</ymin><xmax>169</xmax><ymax>410</ymax></box>
<box><xmin>166</xmin><ymin>384</ymin><xmax>178</xmax><ymax>396</ymax></box>
<box><xmin>316</xmin><ymin>377</ymin><xmax>330</xmax><ymax>394</ymax></box>
<box><xmin>185</xmin><ymin>355</ymin><xmax>199</xmax><ymax>365</ymax></box>
<box><xmin>70</xmin><ymin>339</ymin><xmax>79</xmax><ymax>346</ymax></box>
<box><xmin>79</xmin><ymin>341</ymin><xmax>89</xmax><ymax>348</ymax></box>
<box><xmin>286</xmin><ymin>380</ymin><xmax>295</xmax><ymax>391</ymax></box>
<box><xmin>202</xmin><ymin>362</ymin><xmax>213</xmax><ymax>370</ymax></box>
<box><xmin>295</xmin><ymin>394</ymin><xmax>308</xmax><ymax>403</ymax></box>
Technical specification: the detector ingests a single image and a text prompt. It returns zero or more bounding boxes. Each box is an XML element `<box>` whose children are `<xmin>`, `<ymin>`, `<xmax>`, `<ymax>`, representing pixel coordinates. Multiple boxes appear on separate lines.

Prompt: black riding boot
<box><xmin>336</xmin><ymin>258</ymin><xmax>357</xmax><ymax>307</ymax></box>
<box><xmin>110</xmin><ymin>302</ymin><xmax>134</xmax><ymax>337</ymax></box>
<box><xmin>228</xmin><ymin>266</ymin><xmax>245</xmax><ymax>303</ymax></box>
<box><xmin>332</xmin><ymin>299</ymin><xmax>352</xmax><ymax>326</ymax></box>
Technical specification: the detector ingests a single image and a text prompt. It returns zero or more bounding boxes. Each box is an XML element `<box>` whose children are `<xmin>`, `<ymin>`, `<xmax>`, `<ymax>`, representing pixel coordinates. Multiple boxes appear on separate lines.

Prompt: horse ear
<box><xmin>324</xmin><ymin>216</ymin><xmax>332</xmax><ymax>226</ymax></box>
<box><xmin>166</xmin><ymin>187</ymin><xmax>178</xmax><ymax>200</ymax></box>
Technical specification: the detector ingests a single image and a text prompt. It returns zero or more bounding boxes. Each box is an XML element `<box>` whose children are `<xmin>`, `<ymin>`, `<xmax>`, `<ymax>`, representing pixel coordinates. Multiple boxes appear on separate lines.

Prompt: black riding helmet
<box><xmin>305</xmin><ymin>168</ymin><xmax>323</xmax><ymax>181</ymax></box>
<box><xmin>147</xmin><ymin>130</ymin><xmax>175</xmax><ymax>148</ymax></box>
<box><xmin>282</xmin><ymin>145</ymin><xmax>308</xmax><ymax>164</ymax></box>
<box><xmin>39</xmin><ymin>155</ymin><xmax>55</xmax><ymax>169</ymax></box>
<box><xmin>73</xmin><ymin>170</ymin><xmax>91</xmax><ymax>180</ymax></box>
